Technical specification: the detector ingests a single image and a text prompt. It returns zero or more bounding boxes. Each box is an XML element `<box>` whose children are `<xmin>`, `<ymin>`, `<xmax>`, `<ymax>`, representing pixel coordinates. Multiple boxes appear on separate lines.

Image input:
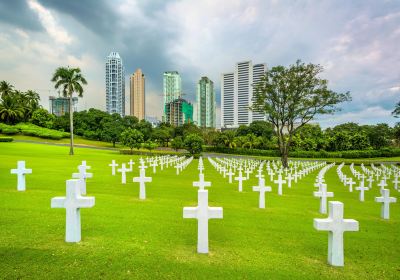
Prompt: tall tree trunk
<box><xmin>69</xmin><ymin>94</ymin><xmax>74</xmax><ymax>155</ymax></box>
<box><xmin>281</xmin><ymin>147</ymin><xmax>289</xmax><ymax>168</ymax></box>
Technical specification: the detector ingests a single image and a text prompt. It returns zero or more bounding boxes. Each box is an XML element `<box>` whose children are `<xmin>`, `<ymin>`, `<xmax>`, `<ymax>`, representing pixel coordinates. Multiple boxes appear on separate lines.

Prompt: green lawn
<box><xmin>0</xmin><ymin>142</ymin><xmax>399</xmax><ymax>279</ymax></box>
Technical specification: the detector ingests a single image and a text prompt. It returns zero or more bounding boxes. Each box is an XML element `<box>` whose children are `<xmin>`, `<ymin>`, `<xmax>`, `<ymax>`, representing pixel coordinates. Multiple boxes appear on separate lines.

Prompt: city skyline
<box><xmin>0</xmin><ymin>1</ymin><xmax>399</xmax><ymax>128</ymax></box>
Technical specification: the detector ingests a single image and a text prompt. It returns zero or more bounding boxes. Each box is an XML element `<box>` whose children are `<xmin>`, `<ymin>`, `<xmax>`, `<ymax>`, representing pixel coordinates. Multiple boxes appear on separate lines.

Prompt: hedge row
<box><xmin>203</xmin><ymin>146</ymin><xmax>400</xmax><ymax>159</ymax></box>
<box><xmin>0</xmin><ymin>123</ymin><xmax>70</xmax><ymax>140</ymax></box>
<box><xmin>0</xmin><ymin>137</ymin><xmax>13</xmax><ymax>142</ymax></box>
<box><xmin>119</xmin><ymin>149</ymin><xmax>183</xmax><ymax>156</ymax></box>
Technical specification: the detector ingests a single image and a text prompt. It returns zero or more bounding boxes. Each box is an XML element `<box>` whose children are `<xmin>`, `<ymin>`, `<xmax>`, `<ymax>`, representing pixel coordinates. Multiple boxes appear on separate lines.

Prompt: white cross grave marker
<box><xmin>193</xmin><ymin>173</ymin><xmax>211</xmax><ymax>190</ymax></box>
<box><xmin>252</xmin><ymin>178</ymin><xmax>272</xmax><ymax>209</ymax></box>
<box><xmin>234</xmin><ymin>171</ymin><xmax>247</xmax><ymax>192</ymax></box>
<box><xmin>10</xmin><ymin>160</ymin><xmax>32</xmax><ymax>191</ymax></box>
<box><xmin>133</xmin><ymin>169</ymin><xmax>152</xmax><ymax>199</ymax></box>
<box><xmin>346</xmin><ymin>178</ymin><xmax>356</xmax><ymax>192</ymax></box>
<box><xmin>314</xmin><ymin>185</ymin><xmax>334</xmax><ymax>214</ymax></box>
<box><xmin>375</xmin><ymin>189</ymin><xmax>397</xmax><ymax>219</ymax></box>
<box><xmin>183</xmin><ymin>190</ymin><xmax>223</xmax><ymax>253</ymax></box>
<box><xmin>313</xmin><ymin>201</ymin><xmax>359</xmax><ymax>266</ymax></box>
<box><xmin>355</xmin><ymin>181</ymin><xmax>368</xmax><ymax>202</ymax></box>
<box><xmin>51</xmin><ymin>179</ymin><xmax>95</xmax><ymax>242</ymax></box>
<box><xmin>226</xmin><ymin>169</ymin><xmax>234</xmax><ymax>184</ymax></box>
<box><xmin>109</xmin><ymin>160</ymin><xmax>118</xmax><ymax>176</ymax></box>
<box><xmin>274</xmin><ymin>174</ymin><xmax>286</xmax><ymax>196</ymax></box>
<box><xmin>117</xmin><ymin>163</ymin><xmax>129</xmax><ymax>184</ymax></box>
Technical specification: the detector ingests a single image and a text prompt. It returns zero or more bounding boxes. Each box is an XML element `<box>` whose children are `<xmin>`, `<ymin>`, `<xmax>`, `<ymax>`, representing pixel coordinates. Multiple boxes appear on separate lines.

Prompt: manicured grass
<box><xmin>0</xmin><ymin>142</ymin><xmax>399</xmax><ymax>279</ymax></box>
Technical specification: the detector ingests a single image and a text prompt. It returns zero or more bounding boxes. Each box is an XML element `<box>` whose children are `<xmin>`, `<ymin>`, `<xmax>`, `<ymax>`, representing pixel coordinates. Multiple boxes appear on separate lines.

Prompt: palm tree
<box><xmin>393</xmin><ymin>101</ymin><xmax>400</xmax><ymax>118</ymax></box>
<box><xmin>51</xmin><ymin>67</ymin><xmax>87</xmax><ymax>155</ymax></box>
<box><xmin>20</xmin><ymin>90</ymin><xmax>41</xmax><ymax>121</ymax></box>
<box><xmin>0</xmin><ymin>94</ymin><xmax>25</xmax><ymax>124</ymax></box>
<box><xmin>0</xmin><ymin>81</ymin><xmax>14</xmax><ymax>98</ymax></box>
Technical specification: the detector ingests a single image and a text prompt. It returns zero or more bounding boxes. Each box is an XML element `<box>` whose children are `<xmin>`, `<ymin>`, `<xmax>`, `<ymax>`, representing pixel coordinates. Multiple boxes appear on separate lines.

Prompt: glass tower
<box><xmin>106</xmin><ymin>52</ymin><xmax>125</xmax><ymax>116</ymax></box>
<box><xmin>163</xmin><ymin>71</ymin><xmax>181</xmax><ymax>120</ymax></box>
<box><xmin>196</xmin><ymin>77</ymin><xmax>216</xmax><ymax>128</ymax></box>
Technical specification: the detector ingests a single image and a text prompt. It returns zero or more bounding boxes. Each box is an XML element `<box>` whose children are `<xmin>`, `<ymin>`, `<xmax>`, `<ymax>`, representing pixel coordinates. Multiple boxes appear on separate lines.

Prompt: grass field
<box><xmin>0</xmin><ymin>142</ymin><xmax>399</xmax><ymax>279</ymax></box>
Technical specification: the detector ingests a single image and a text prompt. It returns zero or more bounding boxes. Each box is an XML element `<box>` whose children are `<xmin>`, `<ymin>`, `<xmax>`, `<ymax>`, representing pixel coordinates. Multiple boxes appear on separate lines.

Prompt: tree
<box><xmin>0</xmin><ymin>81</ymin><xmax>14</xmax><ymax>98</ymax></box>
<box><xmin>171</xmin><ymin>136</ymin><xmax>184</xmax><ymax>151</ymax></box>
<box><xmin>51</xmin><ymin>67</ymin><xmax>87</xmax><ymax>155</ymax></box>
<box><xmin>0</xmin><ymin>93</ymin><xmax>25</xmax><ymax>124</ymax></box>
<box><xmin>100</xmin><ymin>114</ymin><xmax>124</xmax><ymax>147</ymax></box>
<box><xmin>143</xmin><ymin>140</ymin><xmax>157</xmax><ymax>153</ymax></box>
<box><xmin>252</xmin><ymin>60</ymin><xmax>350</xmax><ymax>167</ymax></box>
<box><xmin>184</xmin><ymin>134</ymin><xmax>204</xmax><ymax>155</ymax></box>
<box><xmin>31</xmin><ymin>108</ymin><xmax>55</xmax><ymax>128</ymax></box>
<box><xmin>22</xmin><ymin>90</ymin><xmax>41</xmax><ymax>121</ymax></box>
<box><xmin>120</xmin><ymin>128</ymin><xmax>144</xmax><ymax>154</ymax></box>
<box><xmin>393</xmin><ymin>101</ymin><xmax>400</xmax><ymax>118</ymax></box>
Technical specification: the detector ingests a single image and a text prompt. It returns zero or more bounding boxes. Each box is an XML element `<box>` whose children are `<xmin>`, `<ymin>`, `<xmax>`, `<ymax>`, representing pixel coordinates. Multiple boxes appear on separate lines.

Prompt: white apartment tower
<box><xmin>221</xmin><ymin>61</ymin><xmax>266</xmax><ymax>128</ymax></box>
<box><xmin>106</xmin><ymin>52</ymin><xmax>125</xmax><ymax>116</ymax></box>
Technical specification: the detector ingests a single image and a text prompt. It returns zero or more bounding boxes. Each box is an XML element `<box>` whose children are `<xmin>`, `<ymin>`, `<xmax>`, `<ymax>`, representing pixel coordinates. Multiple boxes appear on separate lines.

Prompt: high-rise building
<box><xmin>221</xmin><ymin>61</ymin><xmax>266</xmax><ymax>128</ymax></box>
<box><xmin>163</xmin><ymin>71</ymin><xmax>181</xmax><ymax>120</ymax></box>
<box><xmin>49</xmin><ymin>96</ymin><xmax>78</xmax><ymax>117</ymax></box>
<box><xmin>196</xmin><ymin>77</ymin><xmax>216</xmax><ymax>128</ymax></box>
<box><xmin>130</xmin><ymin>68</ymin><xmax>145</xmax><ymax>120</ymax></box>
<box><xmin>165</xmin><ymin>98</ymin><xmax>193</xmax><ymax>126</ymax></box>
<box><xmin>105</xmin><ymin>52</ymin><xmax>125</xmax><ymax>116</ymax></box>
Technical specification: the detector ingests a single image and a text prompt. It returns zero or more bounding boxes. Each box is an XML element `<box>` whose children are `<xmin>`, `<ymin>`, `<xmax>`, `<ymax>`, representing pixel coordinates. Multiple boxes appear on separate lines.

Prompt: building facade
<box><xmin>164</xmin><ymin>98</ymin><xmax>193</xmax><ymax>126</ymax></box>
<box><xmin>221</xmin><ymin>61</ymin><xmax>267</xmax><ymax>128</ymax></box>
<box><xmin>130</xmin><ymin>68</ymin><xmax>145</xmax><ymax>120</ymax></box>
<box><xmin>196</xmin><ymin>77</ymin><xmax>216</xmax><ymax>128</ymax></box>
<box><xmin>163</xmin><ymin>71</ymin><xmax>181</xmax><ymax>120</ymax></box>
<box><xmin>105</xmin><ymin>52</ymin><xmax>125</xmax><ymax>116</ymax></box>
<box><xmin>49</xmin><ymin>96</ymin><xmax>78</xmax><ymax>117</ymax></box>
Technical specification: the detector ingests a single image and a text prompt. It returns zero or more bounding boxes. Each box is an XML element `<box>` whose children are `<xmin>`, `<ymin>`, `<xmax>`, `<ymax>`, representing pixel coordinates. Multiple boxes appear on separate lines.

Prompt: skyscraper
<box><xmin>163</xmin><ymin>71</ymin><xmax>181</xmax><ymax>120</ymax></box>
<box><xmin>130</xmin><ymin>68</ymin><xmax>145</xmax><ymax>120</ymax></box>
<box><xmin>196</xmin><ymin>77</ymin><xmax>216</xmax><ymax>128</ymax></box>
<box><xmin>105</xmin><ymin>52</ymin><xmax>125</xmax><ymax>116</ymax></box>
<box><xmin>221</xmin><ymin>61</ymin><xmax>266</xmax><ymax>128</ymax></box>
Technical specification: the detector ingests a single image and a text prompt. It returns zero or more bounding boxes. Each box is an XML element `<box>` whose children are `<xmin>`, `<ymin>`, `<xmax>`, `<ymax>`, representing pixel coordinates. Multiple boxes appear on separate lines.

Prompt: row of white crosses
<box><xmin>337</xmin><ymin>162</ymin><xmax>398</xmax><ymax>219</ymax></box>
<box><xmin>184</xmin><ymin>159</ymin><xmax>223</xmax><ymax>253</ymax></box>
<box><xmin>51</xmin><ymin>161</ymin><xmax>95</xmax><ymax>243</ymax></box>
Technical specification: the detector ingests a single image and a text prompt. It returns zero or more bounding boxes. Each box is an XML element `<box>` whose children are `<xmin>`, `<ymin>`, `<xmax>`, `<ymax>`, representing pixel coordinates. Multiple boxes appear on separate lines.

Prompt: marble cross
<box><xmin>314</xmin><ymin>201</ymin><xmax>359</xmax><ymax>266</ymax></box>
<box><xmin>117</xmin><ymin>163</ymin><xmax>129</xmax><ymax>184</ymax></box>
<box><xmin>245</xmin><ymin>169</ymin><xmax>252</xmax><ymax>180</ymax></box>
<box><xmin>226</xmin><ymin>169</ymin><xmax>234</xmax><ymax>184</ymax></box>
<box><xmin>346</xmin><ymin>178</ymin><xmax>356</xmax><ymax>192</ymax></box>
<box><xmin>366</xmin><ymin>176</ymin><xmax>374</xmax><ymax>189</ymax></box>
<box><xmin>286</xmin><ymin>173</ymin><xmax>293</xmax><ymax>188</ymax></box>
<box><xmin>10</xmin><ymin>160</ymin><xmax>32</xmax><ymax>191</ymax></box>
<box><xmin>151</xmin><ymin>161</ymin><xmax>158</xmax><ymax>173</ymax></box>
<box><xmin>252</xmin><ymin>178</ymin><xmax>272</xmax><ymax>209</ymax></box>
<box><xmin>127</xmin><ymin>159</ymin><xmax>135</xmax><ymax>171</ymax></box>
<box><xmin>355</xmin><ymin>181</ymin><xmax>368</xmax><ymax>202</ymax></box>
<box><xmin>234</xmin><ymin>171</ymin><xmax>247</xmax><ymax>192</ymax></box>
<box><xmin>72</xmin><ymin>163</ymin><xmax>93</xmax><ymax>195</ymax></box>
<box><xmin>108</xmin><ymin>160</ymin><xmax>118</xmax><ymax>176</ymax></box>
<box><xmin>51</xmin><ymin>179</ymin><xmax>95</xmax><ymax>242</ymax></box>
<box><xmin>274</xmin><ymin>174</ymin><xmax>286</xmax><ymax>196</ymax></box>
<box><xmin>375</xmin><ymin>189</ymin><xmax>397</xmax><ymax>219</ymax></box>
<box><xmin>183</xmin><ymin>190</ymin><xmax>223</xmax><ymax>253</ymax></box>
<box><xmin>392</xmin><ymin>177</ymin><xmax>399</xmax><ymax>190</ymax></box>
<box><xmin>377</xmin><ymin>179</ymin><xmax>388</xmax><ymax>194</ymax></box>
<box><xmin>133</xmin><ymin>169</ymin><xmax>152</xmax><ymax>200</ymax></box>
<box><xmin>193</xmin><ymin>173</ymin><xmax>211</xmax><ymax>190</ymax></box>
<box><xmin>313</xmin><ymin>184</ymin><xmax>334</xmax><ymax>214</ymax></box>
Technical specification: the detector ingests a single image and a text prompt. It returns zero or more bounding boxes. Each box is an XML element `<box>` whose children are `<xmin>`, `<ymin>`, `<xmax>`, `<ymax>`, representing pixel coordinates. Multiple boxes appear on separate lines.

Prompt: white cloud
<box><xmin>27</xmin><ymin>0</ymin><xmax>72</xmax><ymax>45</ymax></box>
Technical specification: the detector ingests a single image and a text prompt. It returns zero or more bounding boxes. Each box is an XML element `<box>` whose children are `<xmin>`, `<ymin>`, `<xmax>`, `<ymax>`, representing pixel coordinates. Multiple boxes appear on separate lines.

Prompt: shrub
<box><xmin>0</xmin><ymin>137</ymin><xmax>13</xmax><ymax>142</ymax></box>
<box><xmin>1</xmin><ymin>127</ymin><xmax>19</xmax><ymax>135</ymax></box>
<box><xmin>184</xmin><ymin>134</ymin><xmax>204</xmax><ymax>155</ymax></box>
<box><xmin>13</xmin><ymin>123</ymin><xmax>69</xmax><ymax>140</ymax></box>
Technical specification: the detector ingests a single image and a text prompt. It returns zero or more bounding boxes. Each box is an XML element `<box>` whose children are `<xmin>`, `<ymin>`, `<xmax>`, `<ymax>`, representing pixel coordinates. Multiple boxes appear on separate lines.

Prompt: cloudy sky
<box><xmin>0</xmin><ymin>0</ymin><xmax>399</xmax><ymax>127</ymax></box>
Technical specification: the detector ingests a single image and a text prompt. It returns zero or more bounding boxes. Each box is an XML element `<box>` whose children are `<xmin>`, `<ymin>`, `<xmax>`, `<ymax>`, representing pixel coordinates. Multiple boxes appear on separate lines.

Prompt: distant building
<box><xmin>196</xmin><ymin>77</ymin><xmax>216</xmax><ymax>128</ymax></box>
<box><xmin>49</xmin><ymin>96</ymin><xmax>78</xmax><ymax>117</ymax></box>
<box><xmin>165</xmin><ymin>98</ymin><xmax>193</xmax><ymax>126</ymax></box>
<box><xmin>163</xmin><ymin>71</ymin><xmax>181</xmax><ymax>120</ymax></box>
<box><xmin>145</xmin><ymin>116</ymin><xmax>161</xmax><ymax>128</ymax></box>
<box><xmin>105</xmin><ymin>52</ymin><xmax>125</xmax><ymax>116</ymax></box>
<box><xmin>130</xmin><ymin>68</ymin><xmax>145</xmax><ymax>120</ymax></box>
<box><xmin>221</xmin><ymin>60</ymin><xmax>267</xmax><ymax>128</ymax></box>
